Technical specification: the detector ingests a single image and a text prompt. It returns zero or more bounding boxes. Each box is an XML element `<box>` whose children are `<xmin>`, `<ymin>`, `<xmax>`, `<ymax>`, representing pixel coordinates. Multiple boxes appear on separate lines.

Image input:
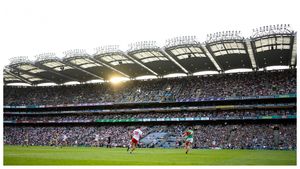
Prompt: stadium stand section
<box><xmin>3</xmin><ymin>25</ymin><xmax>297</xmax><ymax>150</ymax></box>
<box><xmin>4</xmin><ymin>69</ymin><xmax>296</xmax><ymax>105</ymax></box>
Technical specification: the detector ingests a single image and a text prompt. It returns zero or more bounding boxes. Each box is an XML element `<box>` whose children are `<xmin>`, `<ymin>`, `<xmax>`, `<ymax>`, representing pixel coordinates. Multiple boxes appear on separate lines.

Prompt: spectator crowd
<box><xmin>4</xmin><ymin>70</ymin><xmax>296</xmax><ymax>106</ymax></box>
<box><xmin>193</xmin><ymin>123</ymin><xmax>296</xmax><ymax>150</ymax></box>
<box><xmin>3</xmin><ymin>69</ymin><xmax>296</xmax><ymax>150</ymax></box>
<box><xmin>4</xmin><ymin>123</ymin><xmax>296</xmax><ymax>150</ymax></box>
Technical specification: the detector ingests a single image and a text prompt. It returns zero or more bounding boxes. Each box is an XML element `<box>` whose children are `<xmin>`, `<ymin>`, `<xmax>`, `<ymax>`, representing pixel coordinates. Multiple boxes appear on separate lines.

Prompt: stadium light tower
<box><xmin>94</xmin><ymin>45</ymin><xmax>120</xmax><ymax>55</ymax></box>
<box><xmin>35</xmin><ymin>53</ymin><xmax>58</xmax><ymax>62</ymax></box>
<box><xmin>206</xmin><ymin>30</ymin><xmax>243</xmax><ymax>43</ymax></box>
<box><xmin>9</xmin><ymin>56</ymin><xmax>32</xmax><ymax>65</ymax></box>
<box><xmin>165</xmin><ymin>36</ymin><xmax>197</xmax><ymax>47</ymax></box>
<box><xmin>128</xmin><ymin>41</ymin><xmax>158</xmax><ymax>52</ymax></box>
<box><xmin>63</xmin><ymin>49</ymin><xmax>89</xmax><ymax>58</ymax></box>
<box><xmin>251</xmin><ymin>24</ymin><xmax>293</xmax><ymax>38</ymax></box>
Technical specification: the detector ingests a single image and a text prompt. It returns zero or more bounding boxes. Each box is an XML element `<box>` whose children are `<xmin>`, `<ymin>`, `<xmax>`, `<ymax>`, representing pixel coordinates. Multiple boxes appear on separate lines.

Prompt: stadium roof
<box><xmin>3</xmin><ymin>25</ymin><xmax>297</xmax><ymax>85</ymax></box>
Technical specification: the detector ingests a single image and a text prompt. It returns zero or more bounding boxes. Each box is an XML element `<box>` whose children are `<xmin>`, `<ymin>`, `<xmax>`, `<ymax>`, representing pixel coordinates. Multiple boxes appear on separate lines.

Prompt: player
<box><xmin>129</xmin><ymin>127</ymin><xmax>143</xmax><ymax>154</ymax></box>
<box><xmin>183</xmin><ymin>127</ymin><xmax>194</xmax><ymax>154</ymax></box>
<box><xmin>74</xmin><ymin>140</ymin><xmax>78</xmax><ymax>147</ymax></box>
<box><xmin>61</xmin><ymin>134</ymin><xmax>68</xmax><ymax>148</ymax></box>
<box><xmin>94</xmin><ymin>134</ymin><xmax>100</xmax><ymax>147</ymax></box>
<box><xmin>23</xmin><ymin>133</ymin><xmax>29</xmax><ymax>147</ymax></box>
<box><xmin>52</xmin><ymin>132</ymin><xmax>59</xmax><ymax>147</ymax></box>
<box><xmin>107</xmin><ymin>136</ymin><xmax>112</xmax><ymax>148</ymax></box>
<box><xmin>212</xmin><ymin>140</ymin><xmax>216</xmax><ymax>149</ymax></box>
<box><xmin>127</xmin><ymin>129</ymin><xmax>133</xmax><ymax>151</ymax></box>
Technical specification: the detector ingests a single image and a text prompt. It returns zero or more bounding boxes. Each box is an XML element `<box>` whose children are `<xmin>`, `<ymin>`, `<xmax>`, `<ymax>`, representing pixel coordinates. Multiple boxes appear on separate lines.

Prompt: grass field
<box><xmin>3</xmin><ymin>145</ymin><xmax>296</xmax><ymax>165</ymax></box>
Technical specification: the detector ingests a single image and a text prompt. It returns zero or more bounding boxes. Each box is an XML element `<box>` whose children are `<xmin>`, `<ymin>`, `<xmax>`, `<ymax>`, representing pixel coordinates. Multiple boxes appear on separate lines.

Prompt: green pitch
<box><xmin>4</xmin><ymin>145</ymin><xmax>296</xmax><ymax>165</ymax></box>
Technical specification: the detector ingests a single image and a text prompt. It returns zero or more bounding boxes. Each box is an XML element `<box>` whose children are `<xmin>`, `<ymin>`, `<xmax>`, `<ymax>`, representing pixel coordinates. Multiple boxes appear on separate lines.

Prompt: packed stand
<box><xmin>193</xmin><ymin>123</ymin><xmax>296</xmax><ymax>150</ymax></box>
<box><xmin>4</xmin><ymin>70</ymin><xmax>296</xmax><ymax>106</ymax></box>
<box><xmin>4</xmin><ymin>123</ymin><xmax>296</xmax><ymax>150</ymax></box>
<box><xmin>4</xmin><ymin>125</ymin><xmax>152</xmax><ymax>148</ymax></box>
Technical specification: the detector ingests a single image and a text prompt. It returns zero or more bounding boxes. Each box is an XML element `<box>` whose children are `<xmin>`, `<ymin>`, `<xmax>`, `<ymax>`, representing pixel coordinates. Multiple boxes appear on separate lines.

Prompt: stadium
<box><xmin>3</xmin><ymin>24</ymin><xmax>297</xmax><ymax>165</ymax></box>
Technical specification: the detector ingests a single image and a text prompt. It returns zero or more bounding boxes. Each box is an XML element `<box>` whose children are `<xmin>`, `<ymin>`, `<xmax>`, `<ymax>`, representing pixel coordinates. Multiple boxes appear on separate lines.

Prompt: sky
<box><xmin>0</xmin><ymin>0</ymin><xmax>298</xmax><ymax>68</ymax></box>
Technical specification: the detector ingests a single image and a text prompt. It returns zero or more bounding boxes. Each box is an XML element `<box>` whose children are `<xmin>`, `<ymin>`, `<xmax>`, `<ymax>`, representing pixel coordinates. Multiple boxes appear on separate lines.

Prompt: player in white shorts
<box><xmin>129</xmin><ymin>127</ymin><xmax>143</xmax><ymax>153</ymax></box>
<box><xmin>94</xmin><ymin>134</ymin><xmax>100</xmax><ymax>147</ymax></box>
<box><xmin>23</xmin><ymin>133</ymin><xmax>29</xmax><ymax>147</ymax></box>
<box><xmin>61</xmin><ymin>134</ymin><xmax>68</xmax><ymax>147</ymax></box>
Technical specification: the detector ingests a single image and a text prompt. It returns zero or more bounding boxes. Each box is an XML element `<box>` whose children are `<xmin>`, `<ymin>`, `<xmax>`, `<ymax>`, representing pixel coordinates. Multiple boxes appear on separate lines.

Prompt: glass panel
<box><xmin>111</xmin><ymin>55</ymin><xmax>122</xmax><ymax>60</ymax></box>
<box><xmin>199</xmin><ymin>53</ymin><xmax>206</xmax><ymax>57</ymax></box>
<box><xmin>28</xmin><ymin>78</ymin><xmax>42</xmax><ymax>81</ymax></box>
<box><xmin>122</xmin><ymin>60</ymin><xmax>134</xmax><ymax>64</ymax></box>
<box><xmin>227</xmin><ymin>50</ymin><xmax>234</xmax><ymax>54</ymax></box>
<box><xmin>236</xmin><ymin>43</ymin><xmax>244</xmax><ymax>49</ymax></box>
<box><xmin>262</xmin><ymin>46</ymin><xmax>270</xmax><ymax>51</ymax></box>
<box><xmin>193</xmin><ymin>47</ymin><xmax>202</xmax><ymax>53</ymax></box>
<box><xmin>158</xmin><ymin>57</ymin><xmax>168</xmax><ymax>61</ymax></box>
<box><xmin>256</xmin><ymin>47</ymin><xmax>262</xmax><ymax>52</ymax></box>
<box><xmin>276</xmin><ymin>36</ymin><xmax>283</xmax><ymax>44</ymax></box>
<box><xmin>240</xmin><ymin>50</ymin><xmax>246</xmax><ymax>54</ymax></box>
<box><xmin>283</xmin><ymin>45</ymin><xmax>290</xmax><ymax>49</ymax></box>
<box><xmin>189</xmin><ymin>47</ymin><xmax>202</xmax><ymax>53</ymax></box>
<box><xmin>21</xmin><ymin>74</ymin><xmax>33</xmax><ymax>78</ymax></box>
<box><xmin>224</xmin><ymin>43</ymin><xmax>233</xmax><ymax>49</ymax></box>
<box><xmin>152</xmin><ymin>51</ymin><xmax>163</xmax><ymax>57</ymax></box>
<box><xmin>176</xmin><ymin>48</ymin><xmax>186</xmax><ymax>54</ymax></box>
<box><xmin>29</xmin><ymin>69</ymin><xmax>45</xmax><ymax>73</ymax></box>
<box><xmin>80</xmin><ymin>64</ymin><xmax>97</xmax><ymax>68</ymax></box>
<box><xmin>17</xmin><ymin>65</ymin><xmax>36</xmax><ymax>70</ymax></box>
<box><xmin>261</xmin><ymin>39</ymin><xmax>269</xmax><ymax>46</ymax></box>
<box><xmin>269</xmin><ymin>38</ymin><xmax>276</xmax><ymax>45</ymax></box>
<box><xmin>210</xmin><ymin>45</ymin><xmax>219</xmax><ymax>52</ymax></box>
<box><xmin>140</xmin><ymin>52</ymin><xmax>152</xmax><ymax>59</ymax></box>
<box><xmin>283</xmin><ymin>37</ymin><xmax>291</xmax><ymax>44</ymax></box>
<box><xmin>110</xmin><ymin>61</ymin><xmax>120</xmax><ymax>66</ymax></box>
<box><xmin>133</xmin><ymin>53</ymin><xmax>143</xmax><ymax>59</ymax></box>
<box><xmin>6</xmin><ymin>78</ymin><xmax>20</xmax><ymax>81</ymax></box>
<box><xmin>43</xmin><ymin>62</ymin><xmax>64</xmax><ymax>68</ymax></box>
<box><xmin>255</xmin><ymin>40</ymin><xmax>262</xmax><ymax>47</ymax></box>
<box><xmin>142</xmin><ymin>57</ymin><xmax>159</xmax><ymax>63</ymax></box>
<box><xmin>101</xmin><ymin>56</ymin><xmax>114</xmax><ymax>62</ymax></box>
<box><xmin>64</xmin><ymin>66</ymin><xmax>73</xmax><ymax>70</ymax></box>
<box><xmin>53</xmin><ymin>66</ymin><xmax>73</xmax><ymax>71</ymax></box>
<box><xmin>220</xmin><ymin>50</ymin><xmax>227</xmax><ymax>55</ymax></box>
<box><xmin>171</xmin><ymin>49</ymin><xmax>180</xmax><ymax>56</ymax></box>
<box><xmin>146</xmin><ymin>52</ymin><xmax>154</xmax><ymax>57</ymax></box>
<box><xmin>214</xmin><ymin>51</ymin><xmax>221</xmax><ymax>56</ymax></box>
<box><xmin>70</xmin><ymin>59</ymin><xmax>90</xmax><ymax>65</ymax></box>
<box><xmin>232</xmin><ymin>49</ymin><xmax>240</xmax><ymax>54</ymax></box>
<box><xmin>231</xmin><ymin>43</ymin><xmax>239</xmax><ymax>49</ymax></box>
<box><xmin>178</xmin><ymin>55</ymin><xmax>189</xmax><ymax>60</ymax></box>
<box><xmin>216</xmin><ymin>44</ymin><xmax>225</xmax><ymax>50</ymax></box>
<box><xmin>194</xmin><ymin>53</ymin><xmax>201</xmax><ymax>57</ymax></box>
<box><xmin>4</xmin><ymin>74</ymin><xmax>12</xmax><ymax>78</ymax></box>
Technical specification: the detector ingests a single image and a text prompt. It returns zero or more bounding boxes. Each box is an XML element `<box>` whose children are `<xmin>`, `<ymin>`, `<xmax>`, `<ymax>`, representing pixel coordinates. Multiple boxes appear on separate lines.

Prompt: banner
<box><xmin>3</xmin><ymin>120</ymin><xmax>15</xmax><ymax>123</ymax></box>
<box><xmin>243</xmin><ymin>116</ymin><xmax>257</xmax><ymax>120</ymax></box>
<box><xmin>4</xmin><ymin>94</ymin><xmax>296</xmax><ymax>109</ymax></box>
<box><xmin>4</xmin><ymin>103</ymin><xmax>296</xmax><ymax>115</ymax></box>
<box><xmin>6</xmin><ymin>115</ymin><xmax>296</xmax><ymax>124</ymax></box>
<box><xmin>216</xmin><ymin>105</ymin><xmax>235</xmax><ymax>109</ymax></box>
